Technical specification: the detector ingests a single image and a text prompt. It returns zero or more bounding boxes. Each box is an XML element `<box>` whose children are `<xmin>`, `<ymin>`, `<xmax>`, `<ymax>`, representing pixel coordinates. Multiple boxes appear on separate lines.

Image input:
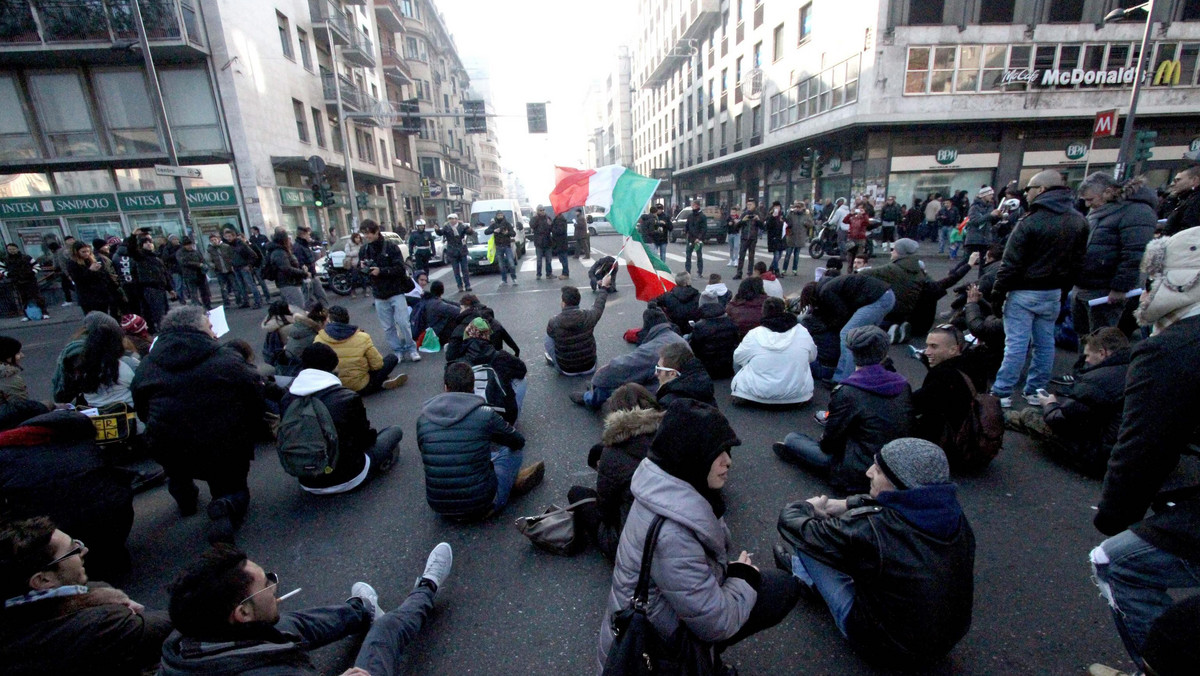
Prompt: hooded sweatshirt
<box><xmin>313</xmin><ymin>322</ymin><xmax>384</xmax><ymax>392</ymax></box>
<box><xmin>821</xmin><ymin>364</ymin><xmax>914</xmax><ymax>493</ymax></box>
<box><xmin>699</xmin><ymin>282</ymin><xmax>731</xmax><ymax>307</ymax></box>
<box><xmin>731</xmin><ymin>315</ymin><xmax>817</xmax><ymax>404</ymax></box>
<box><xmin>282</xmin><ymin>368</ymin><xmax>371</xmax><ymax>493</ymax></box>
<box><xmin>759</xmin><ymin>272</ymin><xmax>784</xmax><ymax>298</ymax></box>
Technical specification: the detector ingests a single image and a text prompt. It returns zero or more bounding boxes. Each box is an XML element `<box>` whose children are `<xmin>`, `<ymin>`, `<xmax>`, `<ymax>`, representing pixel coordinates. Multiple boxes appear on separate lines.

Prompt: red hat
<box><xmin>120</xmin><ymin>314</ymin><xmax>148</xmax><ymax>335</ymax></box>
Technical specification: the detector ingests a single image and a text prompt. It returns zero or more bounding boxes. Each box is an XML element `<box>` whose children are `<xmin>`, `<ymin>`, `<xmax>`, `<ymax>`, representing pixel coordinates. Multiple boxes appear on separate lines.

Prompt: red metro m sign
<box><xmin>1093</xmin><ymin>109</ymin><xmax>1118</xmax><ymax>138</ymax></box>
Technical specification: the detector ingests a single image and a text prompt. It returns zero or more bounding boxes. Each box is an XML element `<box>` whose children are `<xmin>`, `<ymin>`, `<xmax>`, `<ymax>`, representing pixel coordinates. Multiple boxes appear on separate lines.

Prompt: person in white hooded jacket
<box><xmin>731</xmin><ymin>297</ymin><xmax>818</xmax><ymax>405</ymax></box>
<box><xmin>278</xmin><ymin>343</ymin><xmax>404</xmax><ymax>495</ymax></box>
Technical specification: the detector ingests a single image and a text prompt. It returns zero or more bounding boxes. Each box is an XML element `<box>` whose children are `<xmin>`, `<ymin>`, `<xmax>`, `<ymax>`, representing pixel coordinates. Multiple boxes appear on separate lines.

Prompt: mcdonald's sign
<box><xmin>1154</xmin><ymin>60</ymin><xmax>1182</xmax><ymax>86</ymax></box>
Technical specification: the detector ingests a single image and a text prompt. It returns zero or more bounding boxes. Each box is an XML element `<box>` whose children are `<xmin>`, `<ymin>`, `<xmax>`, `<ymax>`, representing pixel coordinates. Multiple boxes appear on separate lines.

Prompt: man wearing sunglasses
<box><xmin>161</xmin><ymin>542</ymin><xmax>452</xmax><ymax>675</ymax></box>
<box><xmin>0</xmin><ymin>516</ymin><xmax>171</xmax><ymax>675</ymax></box>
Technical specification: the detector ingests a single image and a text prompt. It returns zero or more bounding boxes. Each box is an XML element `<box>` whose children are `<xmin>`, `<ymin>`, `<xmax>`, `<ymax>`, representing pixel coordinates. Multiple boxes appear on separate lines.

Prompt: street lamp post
<box><xmin>1106</xmin><ymin>0</ymin><xmax>1156</xmax><ymax>181</ymax></box>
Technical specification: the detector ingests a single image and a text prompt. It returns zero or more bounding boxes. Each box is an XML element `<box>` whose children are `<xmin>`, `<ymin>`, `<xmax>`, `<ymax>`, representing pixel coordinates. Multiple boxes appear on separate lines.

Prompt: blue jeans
<box><xmin>655</xmin><ymin>243</ymin><xmax>667</xmax><ymax>260</ymax></box>
<box><xmin>938</xmin><ymin>226</ymin><xmax>952</xmax><ymax>253</ymax></box>
<box><xmin>368</xmin><ymin>426</ymin><xmax>404</xmax><ymax>470</ymax></box>
<box><xmin>583</xmin><ymin>385</ymin><xmax>615</xmax><ymax>410</ymax></box>
<box><xmin>216</xmin><ymin>271</ymin><xmax>237</xmax><ymax>304</ymax></box>
<box><xmin>446</xmin><ymin>252</ymin><xmax>471</xmax><ymax>290</ymax></box>
<box><xmin>791</xmin><ymin>549</ymin><xmax>855</xmax><ymax>636</ymax></box>
<box><xmin>374</xmin><ymin>295</ymin><xmax>415</xmax><ymax>354</ymax></box>
<box><xmin>543</xmin><ymin>335</ymin><xmax>595</xmax><ymax>376</ymax></box>
<box><xmin>496</xmin><ymin>245</ymin><xmax>516</xmax><ymax>282</ymax></box>
<box><xmin>512</xmin><ymin>379</ymin><xmax>527</xmax><ymax>413</ymax></box>
<box><xmin>171</xmin><ymin>272</ymin><xmax>188</xmax><ymax>302</ymax></box>
<box><xmin>780</xmin><ymin>432</ymin><xmax>832</xmax><ymax>471</ymax></box>
<box><xmin>1091</xmin><ymin>530</ymin><xmax>1200</xmax><ymax>669</ymax></box>
<box><xmin>991</xmin><ymin>289</ymin><xmax>1060</xmax><ymax>397</ymax></box>
<box><xmin>558</xmin><ymin>252</ymin><xmax>570</xmax><ymax>277</ymax></box>
<box><xmin>536</xmin><ymin>247</ymin><xmax>554</xmax><ymax>278</ymax></box>
<box><xmin>274</xmin><ymin>585</ymin><xmax>434</xmax><ymax>676</ymax></box>
<box><xmin>491</xmin><ymin>445</ymin><xmax>524</xmax><ymax>511</ymax></box>
<box><xmin>234</xmin><ymin>267</ymin><xmax>262</xmax><ymax>306</ymax></box>
<box><xmin>833</xmin><ymin>289</ymin><xmax>896</xmax><ymax>382</ymax></box>
<box><xmin>685</xmin><ymin>240</ymin><xmax>703</xmax><ymax>275</ymax></box>
<box><xmin>781</xmin><ymin>247</ymin><xmax>803</xmax><ymax>272</ymax></box>
<box><xmin>728</xmin><ymin>236</ymin><xmax>740</xmax><ymax>264</ymax></box>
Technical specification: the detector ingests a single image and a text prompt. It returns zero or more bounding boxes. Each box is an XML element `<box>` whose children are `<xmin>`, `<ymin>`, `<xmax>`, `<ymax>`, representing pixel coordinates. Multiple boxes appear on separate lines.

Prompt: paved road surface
<box><xmin>8</xmin><ymin>237</ymin><xmax>1129</xmax><ymax>675</ymax></box>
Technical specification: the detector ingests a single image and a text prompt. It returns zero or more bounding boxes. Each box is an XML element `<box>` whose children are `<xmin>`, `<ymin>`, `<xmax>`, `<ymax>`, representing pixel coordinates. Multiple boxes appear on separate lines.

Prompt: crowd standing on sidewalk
<box><xmin>1</xmin><ymin>163</ymin><xmax>1199</xmax><ymax>676</ymax></box>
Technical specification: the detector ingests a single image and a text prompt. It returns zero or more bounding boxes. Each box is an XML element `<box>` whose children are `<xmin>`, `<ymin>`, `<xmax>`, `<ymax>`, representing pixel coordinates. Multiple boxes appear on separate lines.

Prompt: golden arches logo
<box><xmin>1154</xmin><ymin>60</ymin><xmax>1182</xmax><ymax>86</ymax></box>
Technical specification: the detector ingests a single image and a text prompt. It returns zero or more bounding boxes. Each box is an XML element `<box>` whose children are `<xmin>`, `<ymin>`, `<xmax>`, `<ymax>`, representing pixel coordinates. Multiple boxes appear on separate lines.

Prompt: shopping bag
<box><xmin>419</xmin><ymin>327</ymin><xmax>441</xmax><ymax>353</ymax></box>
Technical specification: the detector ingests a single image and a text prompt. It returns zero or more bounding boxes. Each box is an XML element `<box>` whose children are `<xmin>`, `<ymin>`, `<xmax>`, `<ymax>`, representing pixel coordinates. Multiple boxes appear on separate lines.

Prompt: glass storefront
<box><xmin>127</xmin><ymin>212</ymin><xmax>187</xmax><ymax>241</ymax></box>
<box><xmin>886</xmin><ymin>170</ymin><xmax>995</xmax><ymax>206</ymax></box>
<box><xmin>5</xmin><ymin>219</ymin><xmax>63</xmax><ymax>258</ymax></box>
<box><xmin>193</xmin><ymin>210</ymin><xmax>242</xmax><ymax>239</ymax></box>
<box><xmin>67</xmin><ymin>215</ymin><xmax>124</xmax><ymax>244</ymax></box>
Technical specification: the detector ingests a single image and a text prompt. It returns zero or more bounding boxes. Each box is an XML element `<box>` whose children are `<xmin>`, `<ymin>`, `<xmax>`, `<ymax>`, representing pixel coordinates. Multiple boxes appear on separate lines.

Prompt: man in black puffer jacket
<box><xmin>655</xmin><ymin>272</ymin><xmax>701</xmax><ymax>335</ymax></box>
<box><xmin>1006</xmin><ymin>328</ymin><xmax>1130</xmax><ymax>477</ymax></box>
<box><xmin>279</xmin><ymin>344</ymin><xmax>404</xmax><ymax>494</ymax></box>
<box><xmin>689</xmin><ymin>302</ymin><xmax>740</xmax><ymax>379</ymax></box>
<box><xmin>416</xmin><ymin>363</ymin><xmax>541</xmax><ymax>520</ymax></box>
<box><xmin>545</xmin><ymin>284</ymin><xmax>608</xmax><ymax>375</ymax></box>
<box><xmin>449</xmin><ymin>318</ymin><xmax>527</xmax><ymax>424</ymax></box>
<box><xmin>0</xmin><ymin>411</ymin><xmax>134</xmax><ymax>582</ymax></box>
<box><xmin>776</xmin><ymin>438</ymin><xmax>975</xmax><ymax>665</ymax></box>
<box><xmin>1072</xmin><ymin>174</ymin><xmax>1156</xmax><ymax>336</ymax></box>
<box><xmin>131</xmin><ymin>306</ymin><xmax>265</xmax><ymax>543</ymax></box>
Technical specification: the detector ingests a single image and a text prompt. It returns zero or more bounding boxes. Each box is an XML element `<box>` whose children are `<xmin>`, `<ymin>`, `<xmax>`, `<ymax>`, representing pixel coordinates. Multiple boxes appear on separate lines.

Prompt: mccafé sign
<box><xmin>1003</xmin><ymin>66</ymin><xmax>1139</xmax><ymax>87</ymax></box>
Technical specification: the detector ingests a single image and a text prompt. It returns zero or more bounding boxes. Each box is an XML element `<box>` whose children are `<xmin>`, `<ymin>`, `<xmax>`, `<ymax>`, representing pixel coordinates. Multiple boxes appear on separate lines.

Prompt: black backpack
<box><xmin>277</xmin><ymin>395</ymin><xmax>339</xmax><ymax>479</ymax></box>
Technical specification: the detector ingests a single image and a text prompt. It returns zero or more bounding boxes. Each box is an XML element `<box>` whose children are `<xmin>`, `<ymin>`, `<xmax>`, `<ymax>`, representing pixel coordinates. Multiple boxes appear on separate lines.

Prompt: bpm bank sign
<box><xmin>1002</xmin><ymin>66</ymin><xmax>1139</xmax><ymax>88</ymax></box>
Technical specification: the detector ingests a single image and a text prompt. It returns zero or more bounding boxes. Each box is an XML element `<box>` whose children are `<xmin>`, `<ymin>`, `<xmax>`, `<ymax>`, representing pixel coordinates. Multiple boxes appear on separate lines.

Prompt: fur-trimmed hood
<box><xmin>1137</xmin><ymin>227</ymin><xmax>1200</xmax><ymax>331</ymax></box>
<box><xmin>602</xmin><ymin>407</ymin><xmax>664</xmax><ymax>447</ymax></box>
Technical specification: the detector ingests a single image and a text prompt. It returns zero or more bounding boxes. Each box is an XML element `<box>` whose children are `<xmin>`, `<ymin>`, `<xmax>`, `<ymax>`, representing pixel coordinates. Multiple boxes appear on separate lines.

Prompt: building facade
<box><xmin>630</xmin><ymin>0</ymin><xmax>1200</xmax><ymax>213</ymax></box>
<box><xmin>0</xmin><ymin>0</ymin><xmax>492</xmax><ymax>259</ymax></box>
<box><xmin>584</xmin><ymin>46</ymin><xmax>635</xmax><ymax>170</ymax></box>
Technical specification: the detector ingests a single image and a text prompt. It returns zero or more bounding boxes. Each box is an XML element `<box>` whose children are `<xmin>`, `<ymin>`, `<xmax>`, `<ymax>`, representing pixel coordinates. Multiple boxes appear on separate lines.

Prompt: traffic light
<box><xmin>312</xmin><ymin>183</ymin><xmax>324</xmax><ymax>207</ymax></box>
<box><xmin>1133</xmin><ymin>129</ymin><xmax>1158</xmax><ymax>162</ymax></box>
<box><xmin>356</xmin><ymin>192</ymin><xmax>369</xmax><ymax>209</ymax></box>
<box><xmin>320</xmin><ymin>182</ymin><xmax>336</xmax><ymax>207</ymax></box>
<box><xmin>798</xmin><ymin>147</ymin><xmax>813</xmax><ymax>178</ymax></box>
<box><xmin>399</xmin><ymin>99</ymin><xmax>421</xmax><ymax>135</ymax></box>
<box><xmin>811</xmin><ymin>149</ymin><xmax>824</xmax><ymax>177</ymax></box>
<box><xmin>526</xmin><ymin>102</ymin><xmax>548</xmax><ymax>134</ymax></box>
<box><xmin>463</xmin><ymin>99</ymin><xmax>486</xmax><ymax>134</ymax></box>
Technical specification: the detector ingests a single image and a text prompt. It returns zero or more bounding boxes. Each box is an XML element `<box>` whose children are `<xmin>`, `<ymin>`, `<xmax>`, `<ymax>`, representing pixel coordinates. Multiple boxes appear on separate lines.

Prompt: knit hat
<box><xmin>977</xmin><ymin>186</ymin><xmax>994</xmax><ymax>198</ymax></box>
<box><xmin>876</xmin><ymin>438</ymin><xmax>950</xmax><ymax>489</ymax></box>
<box><xmin>465</xmin><ymin>316</ymin><xmax>491</xmax><ymax>340</ymax></box>
<box><xmin>120</xmin><ymin>314</ymin><xmax>148</xmax><ymax>336</ymax></box>
<box><xmin>0</xmin><ymin>336</ymin><xmax>21</xmax><ymax>362</ymax></box>
<box><xmin>846</xmin><ymin>325</ymin><xmax>890</xmax><ymax>366</ymax></box>
<box><xmin>892</xmin><ymin>238</ymin><xmax>919</xmax><ymax>257</ymax></box>
<box><xmin>648</xmin><ymin>399</ymin><xmax>741</xmax><ymax>517</ymax></box>
<box><xmin>1136</xmin><ymin>227</ymin><xmax>1200</xmax><ymax>331</ymax></box>
<box><xmin>300</xmin><ymin>342</ymin><xmax>339</xmax><ymax>373</ymax></box>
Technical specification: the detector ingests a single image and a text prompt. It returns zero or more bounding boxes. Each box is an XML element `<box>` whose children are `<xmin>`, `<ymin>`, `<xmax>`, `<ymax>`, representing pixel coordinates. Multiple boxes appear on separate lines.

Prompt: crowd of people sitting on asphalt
<box><xmin>1</xmin><ymin>162</ymin><xmax>1200</xmax><ymax>675</ymax></box>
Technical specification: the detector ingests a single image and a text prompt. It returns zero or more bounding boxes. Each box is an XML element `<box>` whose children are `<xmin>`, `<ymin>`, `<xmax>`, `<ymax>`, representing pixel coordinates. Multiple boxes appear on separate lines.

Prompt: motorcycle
<box><xmin>324</xmin><ymin>250</ymin><xmax>356</xmax><ymax>296</ymax></box>
<box><xmin>808</xmin><ymin>220</ymin><xmax>877</xmax><ymax>260</ymax></box>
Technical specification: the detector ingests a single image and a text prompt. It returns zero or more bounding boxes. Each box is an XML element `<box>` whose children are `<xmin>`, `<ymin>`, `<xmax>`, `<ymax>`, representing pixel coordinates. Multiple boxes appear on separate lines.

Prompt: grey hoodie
<box><xmin>597</xmin><ymin>459</ymin><xmax>756</xmax><ymax>671</ymax></box>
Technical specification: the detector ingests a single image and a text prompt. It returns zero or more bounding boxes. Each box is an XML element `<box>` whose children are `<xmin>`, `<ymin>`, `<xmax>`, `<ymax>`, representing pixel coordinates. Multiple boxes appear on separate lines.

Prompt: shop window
<box><xmin>979</xmin><ymin>0</ymin><xmax>1015</xmax><ymax>24</ymax></box>
<box><xmin>54</xmin><ymin>170</ymin><xmax>114</xmax><ymax>194</ymax></box>
<box><xmin>159</xmin><ymin>69</ymin><xmax>225</xmax><ymax>153</ymax></box>
<box><xmin>0</xmin><ymin>173</ymin><xmax>51</xmax><ymax>197</ymax></box>
<box><xmin>94</xmin><ymin>69</ymin><xmax>162</xmax><ymax>155</ymax></box>
<box><xmin>114</xmin><ymin>167</ymin><xmax>174</xmax><ymax>192</ymax></box>
<box><xmin>799</xmin><ymin>3</ymin><xmax>813</xmax><ymax>43</ymax></box>
<box><xmin>0</xmin><ymin>77</ymin><xmax>39</xmax><ymax>161</ymax></box>
<box><xmin>930</xmin><ymin>46</ymin><xmax>956</xmax><ymax>94</ymax></box>
<box><xmin>1181</xmin><ymin>44</ymin><xmax>1200</xmax><ymax>86</ymax></box>
<box><xmin>905</xmin><ymin>47</ymin><xmax>930</xmax><ymax>94</ymax></box>
<box><xmin>28</xmin><ymin>72</ymin><xmax>102</xmax><ymax>157</ymax></box>
<box><xmin>293</xmin><ymin>99</ymin><xmax>309</xmax><ymax>142</ymax></box>
<box><xmin>909</xmin><ymin>0</ymin><xmax>945</xmax><ymax>25</ymax></box>
<box><xmin>1047</xmin><ymin>0</ymin><xmax>1085</xmax><ymax>23</ymax></box>
<box><xmin>980</xmin><ymin>45</ymin><xmax>1007</xmax><ymax>91</ymax></box>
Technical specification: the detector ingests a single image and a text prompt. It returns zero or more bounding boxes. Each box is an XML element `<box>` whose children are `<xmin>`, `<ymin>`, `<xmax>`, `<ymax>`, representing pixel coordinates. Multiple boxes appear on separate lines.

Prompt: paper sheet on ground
<box><xmin>207</xmin><ymin>305</ymin><xmax>230</xmax><ymax>337</ymax></box>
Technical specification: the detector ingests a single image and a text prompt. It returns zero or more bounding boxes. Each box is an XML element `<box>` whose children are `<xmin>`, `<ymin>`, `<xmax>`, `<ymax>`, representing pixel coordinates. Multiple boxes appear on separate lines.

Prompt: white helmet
<box><xmin>1002</xmin><ymin>198</ymin><xmax>1021</xmax><ymax>211</ymax></box>
<box><xmin>447</xmin><ymin>213</ymin><xmax>459</xmax><ymax>220</ymax></box>
<box><xmin>415</xmin><ymin>219</ymin><xmax>426</xmax><ymax>227</ymax></box>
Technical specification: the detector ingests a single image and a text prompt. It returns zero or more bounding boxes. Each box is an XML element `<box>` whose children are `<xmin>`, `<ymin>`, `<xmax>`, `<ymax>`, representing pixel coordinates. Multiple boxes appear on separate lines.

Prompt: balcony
<box><xmin>342</xmin><ymin>0</ymin><xmax>365</xmax><ymax>4</ymax></box>
<box><xmin>341</xmin><ymin>30</ymin><xmax>376</xmax><ymax>68</ymax></box>
<box><xmin>322</xmin><ymin>72</ymin><xmax>362</xmax><ymax>113</ymax></box>
<box><xmin>310</xmin><ymin>0</ymin><xmax>349</xmax><ymax>46</ymax></box>
<box><xmin>381</xmin><ymin>47</ymin><xmax>412</xmax><ymax>85</ymax></box>
<box><xmin>373</xmin><ymin>0</ymin><xmax>403</xmax><ymax>32</ymax></box>
<box><xmin>643</xmin><ymin>0</ymin><xmax>720</xmax><ymax>88</ymax></box>
<box><xmin>0</xmin><ymin>0</ymin><xmax>208</xmax><ymax>65</ymax></box>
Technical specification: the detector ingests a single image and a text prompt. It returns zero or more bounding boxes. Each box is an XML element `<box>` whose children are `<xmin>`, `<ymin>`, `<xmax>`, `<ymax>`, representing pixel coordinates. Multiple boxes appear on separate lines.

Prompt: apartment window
<box><xmin>751</xmin><ymin>106</ymin><xmax>762</xmax><ymax>144</ymax></box>
<box><xmin>799</xmin><ymin>4</ymin><xmax>813</xmax><ymax>43</ymax></box>
<box><xmin>311</xmin><ymin>107</ymin><xmax>325</xmax><ymax>147</ymax></box>
<box><xmin>737</xmin><ymin>0</ymin><xmax>743</xmax><ymax>22</ymax></box>
<box><xmin>0</xmin><ymin>76</ymin><xmax>38</xmax><ymax>161</ymax></box>
<box><xmin>1184</xmin><ymin>0</ymin><xmax>1200</xmax><ymax>21</ymax></box>
<box><xmin>158</xmin><ymin>68</ymin><xmax>227</xmax><ymax>153</ymax></box>
<box><xmin>772</xmin><ymin>26</ymin><xmax>784</xmax><ymax>62</ymax></box>
<box><xmin>753</xmin><ymin>42</ymin><xmax>761</xmax><ymax>69</ymax></box>
<box><xmin>908</xmin><ymin>0</ymin><xmax>944</xmax><ymax>25</ymax></box>
<box><xmin>733</xmin><ymin>113</ymin><xmax>742</xmax><ymax>144</ymax></box>
<box><xmin>707</xmin><ymin>128</ymin><xmax>714</xmax><ymax>159</ymax></box>
<box><xmin>297</xmin><ymin>29</ymin><xmax>313</xmax><ymax>71</ymax></box>
<box><xmin>769</xmin><ymin>54</ymin><xmax>859</xmax><ymax>130</ymax></box>
<box><xmin>979</xmin><ymin>0</ymin><xmax>1016</xmax><ymax>23</ymax></box>
<box><xmin>419</xmin><ymin>156</ymin><xmax>437</xmax><ymax>178</ymax></box>
<box><xmin>379</xmin><ymin>139</ymin><xmax>387</xmax><ymax>166</ymax></box>
<box><xmin>400</xmin><ymin>0</ymin><xmax>416</xmax><ymax>18</ymax></box>
<box><xmin>292</xmin><ymin>99</ymin><xmax>308</xmax><ymax>142</ymax></box>
<box><xmin>753</xmin><ymin>1</ymin><xmax>764</xmax><ymax>29</ymax></box>
<box><xmin>1047</xmin><ymin>0</ymin><xmax>1085</xmax><ymax>23</ymax></box>
<box><xmin>28</xmin><ymin>72</ymin><xmax>101</xmax><ymax>157</ymax></box>
<box><xmin>94</xmin><ymin>69</ymin><xmax>161</xmax><ymax>155</ymax></box>
<box><xmin>277</xmin><ymin>12</ymin><xmax>293</xmax><ymax>60</ymax></box>
<box><xmin>719</xmin><ymin>121</ymin><xmax>727</xmax><ymax>152</ymax></box>
<box><xmin>330</xmin><ymin>115</ymin><xmax>343</xmax><ymax>152</ymax></box>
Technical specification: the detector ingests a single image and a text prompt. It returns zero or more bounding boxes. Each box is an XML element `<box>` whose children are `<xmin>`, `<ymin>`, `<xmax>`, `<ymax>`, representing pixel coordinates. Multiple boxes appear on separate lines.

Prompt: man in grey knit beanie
<box><xmin>776</xmin><ymin>437</ymin><xmax>975</xmax><ymax>662</ymax></box>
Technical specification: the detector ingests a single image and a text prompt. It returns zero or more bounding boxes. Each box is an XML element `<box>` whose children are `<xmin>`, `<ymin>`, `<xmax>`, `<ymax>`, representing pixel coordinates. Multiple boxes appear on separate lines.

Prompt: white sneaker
<box><xmin>60</xmin><ymin>301</ymin><xmax>73</xmax><ymax>307</ymax></box>
<box><xmin>20</xmin><ymin>317</ymin><xmax>29</xmax><ymax>322</ymax></box>
<box><xmin>350</xmin><ymin>581</ymin><xmax>383</xmax><ymax>620</ymax></box>
<box><xmin>421</xmin><ymin>542</ymin><xmax>453</xmax><ymax>590</ymax></box>
<box><xmin>407</xmin><ymin>351</ymin><xmax>421</xmax><ymax>362</ymax></box>
<box><xmin>997</xmin><ymin>396</ymin><xmax>1013</xmax><ymax>408</ymax></box>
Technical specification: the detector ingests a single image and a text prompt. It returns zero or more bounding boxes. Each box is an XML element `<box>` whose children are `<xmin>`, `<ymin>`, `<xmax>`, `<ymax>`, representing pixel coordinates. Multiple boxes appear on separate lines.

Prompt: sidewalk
<box><xmin>0</xmin><ymin>303</ymin><xmax>85</xmax><ymax>332</ymax></box>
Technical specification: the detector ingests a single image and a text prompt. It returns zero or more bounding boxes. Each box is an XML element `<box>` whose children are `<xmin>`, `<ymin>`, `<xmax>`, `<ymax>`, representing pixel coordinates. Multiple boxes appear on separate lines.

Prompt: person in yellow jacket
<box><xmin>314</xmin><ymin>305</ymin><xmax>406</xmax><ymax>394</ymax></box>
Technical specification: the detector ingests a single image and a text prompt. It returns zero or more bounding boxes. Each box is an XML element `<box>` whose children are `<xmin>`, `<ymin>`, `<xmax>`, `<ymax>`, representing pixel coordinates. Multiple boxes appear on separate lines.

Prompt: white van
<box><xmin>469</xmin><ymin>198</ymin><xmax>527</xmax><ymax>257</ymax></box>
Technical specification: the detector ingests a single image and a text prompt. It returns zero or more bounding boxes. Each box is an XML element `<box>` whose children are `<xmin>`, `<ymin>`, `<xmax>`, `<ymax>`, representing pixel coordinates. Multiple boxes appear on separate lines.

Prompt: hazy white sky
<box><xmin>438</xmin><ymin>0</ymin><xmax>636</xmax><ymax>201</ymax></box>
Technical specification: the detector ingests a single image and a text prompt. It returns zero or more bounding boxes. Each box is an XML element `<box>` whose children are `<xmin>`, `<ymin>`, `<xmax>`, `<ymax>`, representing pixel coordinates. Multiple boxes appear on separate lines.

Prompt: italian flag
<box><xmin>549</xmin><ymin>165</ymin><xmax>675</xmax><ymax>301</ymax></box>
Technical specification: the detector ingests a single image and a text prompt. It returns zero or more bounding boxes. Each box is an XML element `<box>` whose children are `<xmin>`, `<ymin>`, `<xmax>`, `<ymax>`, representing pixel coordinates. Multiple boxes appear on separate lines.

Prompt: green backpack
<box><xmin>277</xmin><ymin>395</ymin><xmax>340</xmax><ymax>479</ymax></box>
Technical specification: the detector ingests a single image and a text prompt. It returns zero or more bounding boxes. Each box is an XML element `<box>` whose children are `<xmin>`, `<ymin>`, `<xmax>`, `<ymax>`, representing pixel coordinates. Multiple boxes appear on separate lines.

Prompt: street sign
<box><xmin>1093</xmin><ymin>109</ymin><xmax>1118</xmax><ymax>138</ymax></box>
<box><xmin>154</xmin><ymin>164</ymin><xmax>202</xmax><ymax>179</ymax></box>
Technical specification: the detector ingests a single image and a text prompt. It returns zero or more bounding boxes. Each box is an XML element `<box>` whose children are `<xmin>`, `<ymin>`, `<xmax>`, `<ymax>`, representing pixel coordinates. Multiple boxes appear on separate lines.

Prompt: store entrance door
<box><xmin>5</xmin><ymin>220</ymin><xmax>64</xmax><ymax>258</ymax></box>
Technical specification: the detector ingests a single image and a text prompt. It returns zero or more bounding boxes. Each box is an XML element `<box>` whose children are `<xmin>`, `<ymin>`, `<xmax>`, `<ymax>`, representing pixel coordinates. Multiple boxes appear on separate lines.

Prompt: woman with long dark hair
<box><xmin>76</xmin><ymin>321</ymin><xmax>138</xmax><ymax>409</ymax></box>
<box><xmin>65</xmin><ymin>241</ymin><xmax>118</xmax><ymax>318</ymax></box>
